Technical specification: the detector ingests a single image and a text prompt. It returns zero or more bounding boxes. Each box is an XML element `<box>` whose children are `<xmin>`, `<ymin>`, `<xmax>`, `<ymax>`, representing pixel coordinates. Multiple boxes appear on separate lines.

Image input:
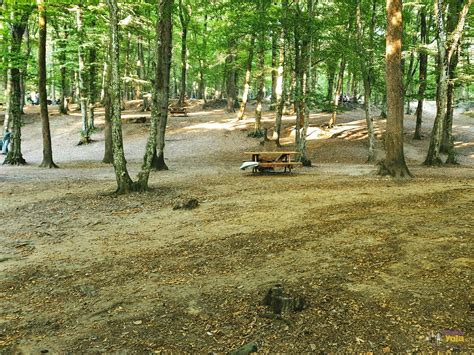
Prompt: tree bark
<box><xmin>151</xmin><ymin>0</ymin><xmax>173</xmax><ymax>171</ymax></box>
<box><xmin>76</xmin><ymin>5</ymin><xmax>90</xmax><ymax>144</ymax></box>
<box><xmin>106</xmin><ymin>0</ymin><xmax>135</xmax><ymax>193</ymax></box>
<box><xmin>413</xmin><ymin>7</ymin><xmax>427</xmax><ymax>140</ymax></box>
<box><xmin>296</xmin><ymin>0</ymin><xmax>312</xmax><ymax>167</ymax></box>
<box><xmin>102</xmin><ymin>45</ymin><xmax>113</xmax><ymax>164</ymax></box>
<box><xmin>178</xmin><ymin>0</ymin><xmax>190</xmax><ymax>107</ymax></box>
<box><xmin>58</xmin><ymin>29</ymin><xmax>69</xmax><ymax>115</ymax></box>
<box><xmin>254</xmin><ymin>29</ymin><xmax>265</xmax><ymax>135</ymax></box>
<box><xmin>4</xmin><ymin>9</ymin><xmax>30</xmax><ymax>166</ymax></box>
<box><xmin>274</xmin><ymin>0</ymin><xmax>288</xmax><ymax>147</ymax></box>
<box><xmin>328</xmin><ymin>57</ymin><xmax>346</xmax><ymax>127</ymax></box>
<box><xmin>378</xmin><ymin>0</ymin><xmax>411</xmax><ymax>178</ymax></box>
<box><xmin>137</xmin><ymin>0</ymin><xmax>174</xmax><ymax>187</ymax></box>
<box><xmin>424</xmin><ymin>0</ymin><xmax>471</xmax><ymax>165</ymax></box>
<box><xmin>271</xmin><ymin>30</ymin><xmax>278</xmax><ymax>107</ymax></box>
<box><xmin>356</xmin><ymin>0</ymin><xmax>376</xmax><ymax>162</ymax></box>
<box><xmin>88</xmin><ymin>46</ymin><xmax>97</xmax><ymax>130</ymax></box>
<box><xmin>226</xmin><ymin>39</ymin><xmax>237</xmax><ymax>113</ymax></box>
<box><xmin>37</xmin><ymin>0</ymin><xmax>58</xmax><ymax>168</ymax></box>
<box><xmin>237</xmin><ymin>35</ymin><xmax>255</xmax><ymax>121</ymax></box>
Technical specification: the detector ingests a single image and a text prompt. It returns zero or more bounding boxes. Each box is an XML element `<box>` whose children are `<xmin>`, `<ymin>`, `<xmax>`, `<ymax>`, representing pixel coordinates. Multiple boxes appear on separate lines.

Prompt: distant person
<box><xmin>0</xmin><ymin>131</ymin><xmax>11</xmax><ymax>154</ymax></box>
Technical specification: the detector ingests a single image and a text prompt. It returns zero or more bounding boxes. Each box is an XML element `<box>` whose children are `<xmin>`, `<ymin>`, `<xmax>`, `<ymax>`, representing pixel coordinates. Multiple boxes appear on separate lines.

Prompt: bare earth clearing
<box><xmin>0</xmin><ymin>101</ymin><xmax>473</xmax><ymax>353</ymax></box>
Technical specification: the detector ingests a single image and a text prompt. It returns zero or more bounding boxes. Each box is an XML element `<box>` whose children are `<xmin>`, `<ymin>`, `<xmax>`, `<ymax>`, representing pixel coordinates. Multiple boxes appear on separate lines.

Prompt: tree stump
<box><xmin>263</xmin><ymin>284</ymin><xmax>305</xmax><ymax>315</ymax></box>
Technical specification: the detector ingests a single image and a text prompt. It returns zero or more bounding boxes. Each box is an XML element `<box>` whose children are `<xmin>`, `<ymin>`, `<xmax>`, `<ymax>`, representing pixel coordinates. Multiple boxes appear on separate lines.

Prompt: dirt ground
<box><xmin>0</xmin><ymin>100</ymin><xmax>473</xmax><ymax>353</ymax></box>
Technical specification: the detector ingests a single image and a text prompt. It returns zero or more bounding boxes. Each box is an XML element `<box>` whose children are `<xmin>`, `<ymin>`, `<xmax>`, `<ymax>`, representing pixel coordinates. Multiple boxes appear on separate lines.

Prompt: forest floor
<box><xmin>0</xmin><ymin>100</ymin><xmax>473</xmax><ymax>353</ymax></box>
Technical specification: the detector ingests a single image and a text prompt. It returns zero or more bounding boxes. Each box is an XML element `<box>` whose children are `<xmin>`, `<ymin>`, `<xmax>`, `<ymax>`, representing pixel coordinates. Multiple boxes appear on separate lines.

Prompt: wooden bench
<box><xmin>169</xmin><ymin>106</ymin><xmax>188</xmax><ymax>117</ymax></box>
<box><xmin>242</xmin><ymin>151</ymin><xmax>302</xmax><ymax>173</ymax></box>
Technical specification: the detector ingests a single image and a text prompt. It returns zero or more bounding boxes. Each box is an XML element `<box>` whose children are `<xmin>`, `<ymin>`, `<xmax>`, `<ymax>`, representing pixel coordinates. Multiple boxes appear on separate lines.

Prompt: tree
<box><xmin>355</xmin><ymin>0</ymin><xmax>376</xmax><ymax>162</ymax></box>
<box><xmin>236</xmin><ymin>35</ymin><xmax>255</xmax><ymax>121</ymax></box>
<box><xmin>3</xmin><ymin>5</ymin><xmax>31</xmax><ymax>166</ymax></box>
<box><xmin>75</xmin><ymin>5</ymin><xmax>91</xmax><ymax>145</ymax></box>
<box><xmin>151</xmin><ymin>0</ymin><xmax>174</xmax><ymax>171</ymax></box>
<box><xmin>37</xmin><ymin>0</ymin><xmax>58</xmax><ymax>168</ymax></box>
<box><xmin>178</xmin><ymin>0</ymin><xmax>191</xmax><ymax>107</ymax></box>
<box><xmin>378</xmin><ymin>0</ymin><xmax>411</xmax><ymax>178</ymax></box>
<box><xmin>413</xmin><ymin>6</ymin><xmax>428</xmax><ymax>140</ymax></box>
<box><xmin>106</xmin><ymin>0</ymin><xmax>134</xmax><ymax>193</ymax></box>
<box><xmin>137</xmin><ymin>0</ymin><xmax>174</xmax><ymax>188</ymax></box>
<box><xmin>424</xmin><ymin>0</ymin><xmax>471</xmax><ymax>166</ymax></box>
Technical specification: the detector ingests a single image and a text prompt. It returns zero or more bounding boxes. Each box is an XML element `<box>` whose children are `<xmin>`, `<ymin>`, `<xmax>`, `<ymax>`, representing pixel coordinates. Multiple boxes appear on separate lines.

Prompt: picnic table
<box><xmin>169</xmin><ymin>106</ymin><xmax>188</xmax><ymax>117</ymax></box>
<box><xmin>241</xmin><ymin>151</ymin><xmax>302</xmax><ymax>173</ymax></box>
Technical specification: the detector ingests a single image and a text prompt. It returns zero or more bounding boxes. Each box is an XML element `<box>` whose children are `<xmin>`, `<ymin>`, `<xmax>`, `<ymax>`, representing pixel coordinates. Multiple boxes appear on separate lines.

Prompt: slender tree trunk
<box><xmin>37</xmin><ymin>0</ymin><xmax>58</xmax><ymax>168</ymax></box>
<box><xmin>137</xmin><ymin>0</ymin><xmax>174</xmax><ymax>186</ymax></box>
<box><xmin>378</xmin><ymin>0</ymin><xmax>411</xmax><ymax>178</ymax></box>
<box><xmin>102</xmin><ymin>45</ymin><xmax>113</xmax><ymax>164</ymax></box>
<box><xmin>254</xmin><ymin>29</ymin><xmax>265</xmax><ymax>135</ymax></box>
<box><xmin>58</xmin><ymin>30</ymin><xmax>69</xmax><ymax>114</ymax></box>
<box><xmin>4</xmin><ymin>10</ymin><xmax>29</xmax><ymax>165</ymax></box>
<box><xmin>444</xmin><ymin>50</ymin><xmax>458</xmax><ymax>163</ymax></box>
<box><xmin>328</xmin><ymin>57</ymin><xmax>346</xmax><ymax>127</ymax></box>
<box><xmin>178</xmin><ymin>2</ymin><xmax>190</xmax><ymax>107</ymax></box>
<box><xmin>414</xmin><ymin>8</ymin><xmax>427</xmax><ymax>140</ymax></box>
<box><xmin>151</xmin><ymin>0</ymin><xmax>173</xmax><ymax>171</ymax></box>
<box><xmin>3</xmin><ymin>64</ymin><xmax>12</xmax><ymax>134</ymax></box>
<box><xmin>88</xmin><ymin>46</ymin><xmax>97</xmax><ymax>130</ymax></box>
<box><xmin>325</xmin><ymin>64</ymin><xmax>336</xmax><ymax>104</ymax></box>
<box><xmin>19</xmin><ymin>24</ymin><xmax>31</xmax><ymax>115</ymax></box>
<box><xmin>271</xmin><ymin>30</ymin><xmax>278</xmax><ymax>108</ymax></box>
<box><xmin>356</xmin><ymin>0</ymin><xmax>375</xmax><ymax>162</ymax></box>
<box><xmin>136</xmin><ymin>35</ymin><xmax>144</xmax><ymax>100</ymax></box>
<box><xmin>274</xmin><ymin>1</ymin><xmax>288</xmax><ymax>147</ymax></box>
<box><xmin>124</xmin><ymin>32</ymin><xmax>131</xmax><ymax>101</ymax></box>
<box><xmin>237</xmin><ymin>35</ymin><xmax>255</xmax><ymax>120</ymax></box>
<box><xmin>425</xmin><ymin>0</ymin><xmax>471</xmax><ymax>165</ymax></box>
<box><xmin>226</xmin><ymin>40</ymin><xmax>237</xmax><ymax>113</ymax></box>
<box><xmin>296</xmin><ymin>0</ymin><xmax>312</xmax><ymax>167</ymax></box>
<box><xmin>106</xmin><ymin>0</ymin><xmax>135</xmax><ymax>193</ymax></box>
<box><xmin>76</xmin><ymin>6</ymin><xmax>90</xmax><ymax>144</ymax></box>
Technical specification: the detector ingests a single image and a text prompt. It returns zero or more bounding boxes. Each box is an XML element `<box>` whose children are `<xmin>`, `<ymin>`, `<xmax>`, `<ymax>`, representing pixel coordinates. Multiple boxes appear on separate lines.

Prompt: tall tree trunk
<box><xmin>151</xmin><ymin>0</ymin><xmax>173</xmax><ymax>171</ymax></box>
<box><xmin>356</xmin><ymin>0</ymin><xmax>376</xmax><ymax>162</ymax></box>
<box><xmin>19</xmin><ymin>24</ymin><xmax>31</xmax><ymax>115</ymax></box>
<box><xmin>444</xmin><ymin>50</ymin><xmax>458</xmax><ymax>163</ymax></box>
<box><xmin>124</xmin><ymin>32</ymin><xmax>131</xmax><ymax>101</ymax></box>
<box><xmin>58</xmin><ymin>30</ymin><xmax>69</xmax><ymax>114</ymax></box>
<box><xmin>274</xmin><ymin>0</ymin><xmax>288</xmax><ymax>147</ymax></box>
<box><xmin>328</xmin><ymin>57</ymin><xmax>346</xmax><ymax>128</ymax></box>
<box><xmin>325</xmin><ymin>63</ymin><xmax>336</xmax><ymax>103</ymax></box>
<box><xmin>424</xmin><ymin>0</ymin><xmax>471</xmax><ymax>165</ymax></box>
<box><xmin>4</xmin><ymin>9</ymin><xmax>30</xmax><ymax>166</ymax></box>
<box><xmin>178</xmin><ymin>1</ymin><xmax>190</xmax><ymax>107</ymax></box>
<box><xmin>226</xmin><ymin>40</ymin><xmax>237</xmax><ymax>113</ymax></box>
<box><xmin>102</xmin><ymin>45</ymin><xmax>113</xmax><ymax>164</ymax></box>
<box><xmin>296</xmin><ymin>0</ymin><xmax>312</xmax><ymax>167</ymax></box>
<box><xmin>254</xmin><ymin>28</ymin><xmax>265</xmax><ymax>134</ymax></box>
<box><xmin>442</xmin><ymin>0</ymin><xmax>468</xmax><ymax>162</ymax></box>
<box><xmin>138</xmin><ymin>0</ymin><xmax>174</xmax><ymax>187</ymax></box>
<box><xmin>237</xmin><ymin>35</ymin><xmax>255</xmax><ymax>120</ymax></box>
<box><xmin>378</xmin><ymin>0</ymin><xmax>411</xmax><ymax>177</ymax></box>
<box><xmin>76</xmin><ymin>5</ymin><xmax>90</xmax><ymax>144</ymax></box>
<box><xmin>136</xmin><ymin>35</ymin><xmax>144</xmax><ymax>100</ymax></box>
<box><xmin>413</xmin><ymin>7</ymin><xmax>428</xmax><ymax>140</ymax></box>
<box><xmin>106</xmin><ymin>0</ymin><xmax>135</xmax><ymax>193</ymax></box>
<box><xmin>88</xmin><ymin>46</ymin><xmax>97</xmax><ymax>130</ymax></box>
<box><xmin>271</xmin><ymin>30</ymin><xmax>278</xmax><ymax>108</ymax></box>
<box><xmin>37</xmin><ymin>0</ymin><xmax>58</xmax><ymax>168</ymax></box>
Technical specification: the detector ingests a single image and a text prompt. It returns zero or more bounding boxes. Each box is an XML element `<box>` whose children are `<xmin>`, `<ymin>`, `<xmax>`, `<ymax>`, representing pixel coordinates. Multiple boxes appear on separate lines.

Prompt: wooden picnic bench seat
<box><xmin>169</xmin><ymin>106</ymin><xmax>188</xmax><ymax>117</ymax></box>
<box><xmin>241</xmin><ymin>151</ymin><xmax>302</xmax><ymax>173</ymax></box>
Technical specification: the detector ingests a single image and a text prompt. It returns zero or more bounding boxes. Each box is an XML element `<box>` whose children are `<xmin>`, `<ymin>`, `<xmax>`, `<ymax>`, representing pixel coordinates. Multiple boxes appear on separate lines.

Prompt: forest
<box><xmin>0</xmin><ymin>0</ymin><xmax>473</xmax><ymax>352</ymax></box>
